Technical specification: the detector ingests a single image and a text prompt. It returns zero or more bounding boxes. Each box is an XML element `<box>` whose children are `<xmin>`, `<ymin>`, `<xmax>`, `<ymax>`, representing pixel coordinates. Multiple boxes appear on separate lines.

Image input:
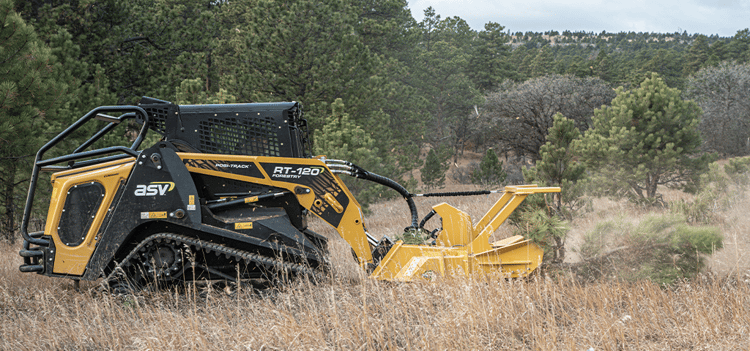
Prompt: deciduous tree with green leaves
<box><xmin>580</xmin><ymin>73</ymin><xmax>712</xmax><ymax>203</ymax></box>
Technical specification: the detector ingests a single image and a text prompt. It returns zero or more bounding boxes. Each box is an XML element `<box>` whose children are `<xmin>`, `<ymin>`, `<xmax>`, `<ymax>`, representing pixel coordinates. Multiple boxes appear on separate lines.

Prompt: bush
<box><xmin>512</xmin><ymin>208</ymin><xmax>569</xmax><ymax>264</ymax></box>
<box><xmin>450</xmin><ymin>162</ymin><xmax>476</xmax><ymax>184</ymax></box>
<box><xmin>724</xmin><ymin>156</ymin><xmax>750</xmax><ymax>187</ymax></box>
<box><xmin>575</xmin><ymin>214</ymin><xmax>722</xmax><ymax>285</ymax></box>
<box><xmin>670</xmin><ymin>157</ymin><xmax>749</xmax><ymax>223</ymax></box>
<box><xmin>504</xmin><ymin>166</ymin><xmax>525</xmax><ymax>185</ymax></box>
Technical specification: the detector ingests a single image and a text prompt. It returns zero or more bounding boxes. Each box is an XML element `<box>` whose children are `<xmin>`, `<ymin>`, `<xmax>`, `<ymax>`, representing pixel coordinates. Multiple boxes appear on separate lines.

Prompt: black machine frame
<box><xmin>19</xmin><ymin>97</ymin><xmax>323</xmax><ymax>284</ymax></box>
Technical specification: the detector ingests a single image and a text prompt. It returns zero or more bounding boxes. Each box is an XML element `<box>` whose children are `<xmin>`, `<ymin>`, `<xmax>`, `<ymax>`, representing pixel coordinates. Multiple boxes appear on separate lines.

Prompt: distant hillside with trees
<box><xmin>2</xmin><ymin>0</ymin><xmax>750</xmax><ymax>239</ymax></box>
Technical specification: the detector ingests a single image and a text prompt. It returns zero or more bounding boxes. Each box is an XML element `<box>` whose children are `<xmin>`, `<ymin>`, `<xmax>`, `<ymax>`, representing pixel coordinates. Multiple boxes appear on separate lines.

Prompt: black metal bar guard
<box><xmin>20</xmin><ymin>106</ymin><xmax>149</xmax><ymax>246</ymax></box>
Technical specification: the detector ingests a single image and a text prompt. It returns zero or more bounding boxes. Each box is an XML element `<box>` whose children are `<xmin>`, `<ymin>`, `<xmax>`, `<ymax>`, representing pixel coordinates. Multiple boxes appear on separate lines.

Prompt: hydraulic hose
<box><xmin>327</xmin><ymin>160</ymin><xmax>419</xmax><ymax>230</ymax></box>
<box><xmin>358</xmin><ymin>170</ymin><xmax>419</xmax><ymax>231</ymax></box>
<box><xmin>419</xmin><ymin>209</ymin><xmax>437</xmax><ymax>229</ymax></box>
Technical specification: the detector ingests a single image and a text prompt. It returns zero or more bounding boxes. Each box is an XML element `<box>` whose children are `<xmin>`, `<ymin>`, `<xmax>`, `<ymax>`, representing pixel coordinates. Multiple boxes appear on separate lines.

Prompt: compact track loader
<box><xmin>19</xmin><ymin>97</ymin><xmax>559</xmax><ymax>290</ymax></box>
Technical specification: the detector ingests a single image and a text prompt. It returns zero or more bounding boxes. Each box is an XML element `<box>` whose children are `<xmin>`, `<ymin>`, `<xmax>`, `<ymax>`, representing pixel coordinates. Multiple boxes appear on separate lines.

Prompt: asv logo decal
<box><xmin>134</xmin><ymin>182</ymin><xmax>175</xmax><ymax>196</ymax></box>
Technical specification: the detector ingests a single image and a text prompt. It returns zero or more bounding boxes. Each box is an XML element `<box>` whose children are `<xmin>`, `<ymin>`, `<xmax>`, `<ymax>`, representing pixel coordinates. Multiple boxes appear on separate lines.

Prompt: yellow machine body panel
<box><xmin>179</xmin><ymin>153</ymin><xmax>318</xmax><ymax>209</ymax></box>
<box><xmin>433</xmin><ymin>203</ymin><xmax>474</xmax><ymax>247</ymax></box>
<box><xmin>45</xmin><ymin>159</ymin><xmax>135</xmax><ymax>275</ymax></box>
<box><xmin>371</xmin><ymin>185</ymin><xmax>558</xmax><ymax>281</ymax></box>
<box><xmin>179</xmin><ymin>153</ymin><xmax>374</xmax><ymax>264</ymax></box>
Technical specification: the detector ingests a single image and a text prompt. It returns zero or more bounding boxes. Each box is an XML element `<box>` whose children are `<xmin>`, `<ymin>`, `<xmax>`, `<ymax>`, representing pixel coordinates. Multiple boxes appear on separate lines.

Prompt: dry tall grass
<box><xmin>2</xmin><ymin>187</ymin><xmax>750</xmax><ymax>350</ymax></box>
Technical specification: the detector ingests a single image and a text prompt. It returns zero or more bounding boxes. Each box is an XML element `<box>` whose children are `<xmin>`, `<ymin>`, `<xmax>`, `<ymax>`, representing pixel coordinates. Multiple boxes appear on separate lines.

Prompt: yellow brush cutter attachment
<box><xmin>370</xmin><ymin>185</ymin><xmax>559</xmax><ymax>281</ymax></box>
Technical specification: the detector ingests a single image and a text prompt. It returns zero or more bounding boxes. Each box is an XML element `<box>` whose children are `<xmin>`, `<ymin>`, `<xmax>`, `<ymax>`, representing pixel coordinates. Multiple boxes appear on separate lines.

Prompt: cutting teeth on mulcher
<box><xmin>105</xmin><ymin>233</ymin><xmax>325</xmax><ymax>293</ymax></box>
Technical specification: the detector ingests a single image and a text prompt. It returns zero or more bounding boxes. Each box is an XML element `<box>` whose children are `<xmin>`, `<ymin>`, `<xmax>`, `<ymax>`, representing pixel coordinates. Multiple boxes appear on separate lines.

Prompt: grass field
<box><xmin>2</xmin><ymin>185</ymin><xmax>750</xmax><ymax>350</ymax></box>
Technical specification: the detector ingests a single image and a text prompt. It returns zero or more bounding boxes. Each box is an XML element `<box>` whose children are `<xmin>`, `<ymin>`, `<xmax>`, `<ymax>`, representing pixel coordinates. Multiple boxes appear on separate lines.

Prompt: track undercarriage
<box><xmin>107</xmin><ymin>232</ymin><xmax>325</xmax><ymax>293</ymax></box>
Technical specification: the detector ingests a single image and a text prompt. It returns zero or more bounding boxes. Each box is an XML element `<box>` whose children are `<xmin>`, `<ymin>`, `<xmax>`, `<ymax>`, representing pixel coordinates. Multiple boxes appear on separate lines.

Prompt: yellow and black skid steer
<box><xmin>19</xmin><ymin>97</ymin><xmax>559</xmax><ymax>291</ymax></box>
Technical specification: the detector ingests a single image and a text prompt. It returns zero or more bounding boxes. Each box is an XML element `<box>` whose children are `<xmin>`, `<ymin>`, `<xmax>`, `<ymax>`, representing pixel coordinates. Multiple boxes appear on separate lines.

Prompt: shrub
<box><xmin>450</xmin><ymin>162</ymin><xmax>476</xmax><ymax>184</ymax></box>
<box><xmin>512</xmin><ymin>208</ymin><xmax>569</xmax><ymax>264</ymax></box>
<box><xmin>670</xmin><ymin>157</ymin><xmax>749</xmax><ymax>223</ymax></box>
<box><xmin>576</xmin><ymin>214</ymin><xmax>722</xmax><ymax>285</ymax></box>
<box><xmin>724</xmin><ymin>156</ymin><xmax>750</xmax><ymax>187</ymax></box>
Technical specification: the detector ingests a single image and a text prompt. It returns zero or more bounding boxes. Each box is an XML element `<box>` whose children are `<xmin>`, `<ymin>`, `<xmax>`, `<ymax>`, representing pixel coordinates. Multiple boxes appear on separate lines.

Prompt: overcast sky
<box><xmin>407</xmin><ymin>0</ymin><xmax>749</xmax><ymax>37</ymax></box>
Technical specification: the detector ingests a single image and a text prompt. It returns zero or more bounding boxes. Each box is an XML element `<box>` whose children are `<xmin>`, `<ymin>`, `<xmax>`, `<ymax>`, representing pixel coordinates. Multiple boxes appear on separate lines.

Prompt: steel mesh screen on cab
<box><xmin>144</xmin><ymin>106</ymin><xmax>168</xmax><ymax>135</ymax></box>
<box><xmin>197</xmin><ymin>117</ymin><xmax>281</xmax><ymax>156</ymax></box>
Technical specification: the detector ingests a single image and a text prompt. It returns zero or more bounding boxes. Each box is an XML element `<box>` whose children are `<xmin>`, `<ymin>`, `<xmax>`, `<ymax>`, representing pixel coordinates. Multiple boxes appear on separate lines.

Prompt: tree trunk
<box><xmin>2</xmin><ymin>162</ymin><xmax>16</xmax><ymax>242</ymax></box>
<box><xmin>647</xmin><ymin>172</ymin><xmax>659</xmax><ymax>199</ymax></box>
<box><xmin>553</xmin><ymin>235</ymin><xmax>565</xmax><ymax>264</ymax></box>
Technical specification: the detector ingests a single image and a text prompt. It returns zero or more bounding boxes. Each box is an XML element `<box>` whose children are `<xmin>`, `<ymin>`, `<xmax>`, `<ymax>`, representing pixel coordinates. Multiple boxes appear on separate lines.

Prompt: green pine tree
<box><xmin>728</xmin><ymin>29</ymin><xmax>750</xmax><ymax>63</ymax></box>
<box><xmin>0</xmin><ymin>0</ymin><xmax>66</xmax><ymax>241</ymax></box>
<box><xmin>176</xmin><ymin>78</ymin><xmax>236</xmax><ymax>105</ymax></box>
<box><xmin>509</xmin><ymin>46</ymin><xmax>531</xmax><ymax>81</ymax></box>
<box><xmin>421</xmin><ymin>148</ymin><xmax>449</xmax><ymax>189</ymax></box>
<box><xmin>530</xmin><ymin>47</ymin><xmax>553</xmax><ymax>77</ymax></box>
<box><xmin>524</xmin><ymin>113</ymin><xmax>587</xmax><ymax>217</ymax></box>
<box><xmin>579</xmin><ymin>73</ymin><xmax>712</xmax><ymax>203</ymax></box>
<box><xmin>23</xmin><ymin>0</ymin><xmax>222</xmax><ymax>104</ymax></box>
<box><xmin>594</xmin><ymin>49</ymin><xmax>612</xmax><ymax>82</ymax></box>
<box><xmin>314</xmin><ymin>99</ymin><xmax>385</xmax><ymax>206</ymax></box>
<box><xmin>470</xmin><ymin>149</ymin><xmax>506</xmax><ymax>186</ymax></box>
<box><xmin>467</xmin><ymin>22</ymin><xmax>515</xmax><ymax>92</ymax></box>
<box><xmin>46</xmin><ymin>29</ymin><xmax>121</xmax><ymax>151</ymax></box>
<box><xmin>222</xmin><ymin>0</ymin><xmax>376</xmax><ymax>127</ymax></box>
<box><xmin>515</xmin><ymin>114</ymin><xmax>585</xmax><ymax>263</ymax></box>
<box><xmin>684</xmin><ymin>35</ymin><xmax>711</xmax><ymax>76</ymax></box>
<box><xmin>411</xmin><ymin>12</ymin><xmax>482</xmax><ymax>161</ymax></box>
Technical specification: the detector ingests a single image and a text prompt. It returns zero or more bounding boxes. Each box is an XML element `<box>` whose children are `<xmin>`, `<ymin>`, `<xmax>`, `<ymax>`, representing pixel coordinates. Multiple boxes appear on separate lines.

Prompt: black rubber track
<box><xmin>105</xmin><ymin>232</ymin><xmax>324</xmax><ymax>288</ymax></box>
